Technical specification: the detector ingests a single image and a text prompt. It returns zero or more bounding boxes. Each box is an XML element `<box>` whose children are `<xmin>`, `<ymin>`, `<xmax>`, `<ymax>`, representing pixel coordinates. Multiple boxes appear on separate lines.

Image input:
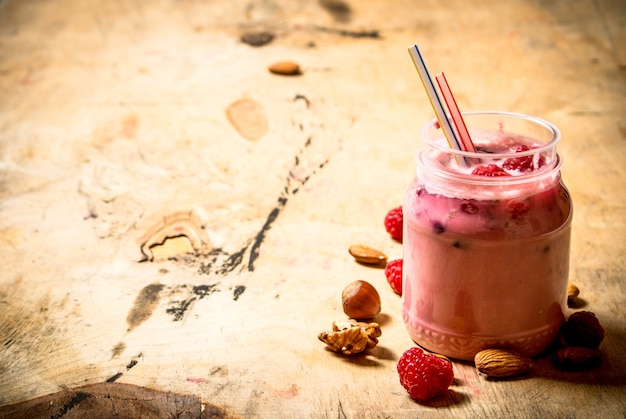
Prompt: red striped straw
<box><xmin>407</xmin><ymin>45</ymin><xmax>461</xmax><ymax>155</ymax></box>
<box><xmin>435</xmin><ymin>72</ymin><xmax>476</xmax><ymax>152</ymax></box>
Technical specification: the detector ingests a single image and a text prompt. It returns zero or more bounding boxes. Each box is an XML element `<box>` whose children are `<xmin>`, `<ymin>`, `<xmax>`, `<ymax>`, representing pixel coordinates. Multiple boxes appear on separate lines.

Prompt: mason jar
<box><xmin>402</xmin><ymin>111</ymin><xmax>573</xmax><ymax>361</ymax></box>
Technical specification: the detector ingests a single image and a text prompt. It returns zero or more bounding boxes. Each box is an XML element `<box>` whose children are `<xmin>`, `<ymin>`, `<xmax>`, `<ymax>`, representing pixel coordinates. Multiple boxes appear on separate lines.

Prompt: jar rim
<box><xmin>417</xmin><ymin>151</ymin><xmax>563</xmax><ymax>188</ymax></box>
<box><xmin>420</xmin><ymin>111</ymin><xmax>561</xmax><ymax>159</ymax></box>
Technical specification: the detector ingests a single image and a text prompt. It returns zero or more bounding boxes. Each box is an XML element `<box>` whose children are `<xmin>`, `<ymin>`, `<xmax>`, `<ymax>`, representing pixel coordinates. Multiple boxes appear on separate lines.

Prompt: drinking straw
<box><xmin>407</xmin><ymin>45</ymin><xmax>463</xmax><ymax>154</ymax></box>
<box><xmin>435</xmin><ymin>72</ymin><xmax>476</xmax><ymax>152</ymax></box>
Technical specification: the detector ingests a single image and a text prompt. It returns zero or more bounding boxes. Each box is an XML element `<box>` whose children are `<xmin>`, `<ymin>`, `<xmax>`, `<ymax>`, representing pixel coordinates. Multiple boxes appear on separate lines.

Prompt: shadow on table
<box><xmin>567</xmin><ymin>297</ymin><xmax>589</xmax><ymax>310</ymax></box>
<box><xmin>416</xmin><ymin>389</ymin><xmax>470</xmax><ymax>408</ymax></box>
<box><xmin>323</xmin><ymin>344</ymin><xmax>396</xmax><ymax>368</ymax></box>
<box><xmin>528</xmin><ymin>320</ymin><xmax>626</xmax><ymax>387</ymax></box>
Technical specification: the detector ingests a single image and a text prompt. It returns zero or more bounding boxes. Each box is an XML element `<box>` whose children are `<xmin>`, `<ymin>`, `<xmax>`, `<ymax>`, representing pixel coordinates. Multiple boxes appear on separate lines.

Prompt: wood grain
<box><xmin>0</xmin><ymin>0</ymin><xmax>625</xmax><ymax>417</ymax></box>
<box><xmin>0</xmin><ymin>382</ymin><xmax>236</xmax><ymax>419</ymax></box>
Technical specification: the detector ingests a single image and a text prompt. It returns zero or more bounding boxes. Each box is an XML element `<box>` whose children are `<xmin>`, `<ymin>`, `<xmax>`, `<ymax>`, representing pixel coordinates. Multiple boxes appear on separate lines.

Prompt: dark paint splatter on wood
<box><xmin>130</xmin><ymin>95</ymin><xmax>338</xmax><ymax>323</ymax></box>
<box><xmin>105</xmin><ymin>372</ymin><xmax>123</xmax><ymax>383</ymax></box>
<box><xmin>52</xmin><ymin>392</ymin><xmax>90</xmax><ymax>419</ymax></box>
<box><xmin>126</xmin><ymin>283</ymin><xmax>165</xmax><ymax>331</ymax></box>
<box><xmin>110</xmin><ymin>341</ymin><xmax>126</xmax><ymax>358</ymax></box>
<box><xmin>105</xmin><ymin>353</ymin><xmax>141</xmax><ymax>383</ymax></box>
<box><xmin>183</xmin><ymin>126</ymin><xmax>330</xmax><ymax>277</ymax></box>
<box><xmin>166</xmin><ymin>283</ymin><xmax>219</xmax><ymax>321</ymax></box>
<box><xmin>318</xmin><ymin>0</ymin><xmax>351</xmax><ymax>23</ymax></box>
<box><xmin>293</xmin><ymin>94</ymin><xmax>310</xmax><ymax>107</ymax></box>
<box><xmin>233</xmin><ymin>285</ymin><xmax>246</xmax><ymax>301</ymax></box>
<box><xmin>315</xmin><ymin>25</ymin><xmax>380</xmax><ymax>38</ymax></box>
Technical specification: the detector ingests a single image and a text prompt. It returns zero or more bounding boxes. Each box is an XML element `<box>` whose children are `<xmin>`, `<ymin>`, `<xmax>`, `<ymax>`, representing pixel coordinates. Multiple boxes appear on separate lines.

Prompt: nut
<box><xmin>268</xmin><ymin>61</ymin><xmax>301</xmax><ymax>76</ymax></box>
<box><xmin>553</xmin><ymin>347</ymin><xmax>602</xmax><ymax>371</ymax></box>
<box><xmin>348</xmin><ymin>244</ymin><xmax>387</xmax><ymax>265</ymax></box>
<box><xmin>341</xmin><ymin>280</ymin><xmax>381</xmax><ymax>320</ymax></box>
<box><xmin>567</xmin><ymin>283</ymin><xmax>580</xmax><ymax>306</ymax></box>
<box><xmin>474</xmin><ymin>349</ymin><xmax>533</xmax><ymax>378</ymax></box>
<box><xmin>318</xmin><ymin>320</ymin><xmax>382</xmax><ymax>355</ymax></box>
<box><xmin>240</xmin><ymin>31</ymin><xmax>275</xmax><ymax>47</ymax></box>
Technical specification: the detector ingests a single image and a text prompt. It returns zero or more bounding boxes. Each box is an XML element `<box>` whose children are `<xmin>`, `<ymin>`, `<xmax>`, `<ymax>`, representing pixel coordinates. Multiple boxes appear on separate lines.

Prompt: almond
<box><xmin>268</xmin><ymin>61</ymin><xmax>301</xmax><ymax>76</ymax></box>
<box><xmin>553</xmin><ymin>347</ymin><xmax>601</xmax><ymax>371</ymax></box>
<box><xmin>474</xmin><ymin>349</ymin><xmax>533</xmax><ymax>378</ymax></box>
<box><xmin>348</xmin><ymin>244</ymin><xmax>388</xmax><ymax>265</ymax></box>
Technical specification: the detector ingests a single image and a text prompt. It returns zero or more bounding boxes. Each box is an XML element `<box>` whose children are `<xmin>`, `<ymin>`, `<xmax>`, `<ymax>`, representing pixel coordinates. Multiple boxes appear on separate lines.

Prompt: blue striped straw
<box><xmin>407</xmin><ymin>44</ymin><xmax>468</xmax><ymax>165</ymax></box>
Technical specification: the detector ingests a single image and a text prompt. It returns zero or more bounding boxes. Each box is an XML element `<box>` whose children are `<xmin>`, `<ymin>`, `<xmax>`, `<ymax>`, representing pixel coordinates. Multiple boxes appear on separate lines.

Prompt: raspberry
<box><xmin>471</xmin><ymin>164</ymin><xmax>511</xmax><ymax>177</ymax></box>
<box><xmin>460</xmin><ymin>202</ymin><xmax>478</xmax><ymax>214</ymax></box>
<box><xmin>502</xmin><ymin>145</ymin><xmax>545</xmax><ymax>172</ymax></box>
<box><xmin>397</xmin><ymin>347</ymin><xmax>454</xmax><ymax>402</ymax></box>
<box><xmin>508</xmin><ymin>200</ymin><xmax>530</xmax><ymax>220</ymax></box>
<box><xmin>561</xmin><ymin>311</ymin><xmax>605</xmax><ymax>349</ymax></box>
<box><xmin>432</xmin><ymin>221</ymin><xmax>445</xmax><ymax>234</ymax></box>
<box><xmin>384</xmin><ymin>259</ymin><xmax>403</xmax><ymax>295</ymax></box>
<box><xmin>384</xmin><ymin>206</ymin><xmax>403</xmax><ymax>242</ymax></box>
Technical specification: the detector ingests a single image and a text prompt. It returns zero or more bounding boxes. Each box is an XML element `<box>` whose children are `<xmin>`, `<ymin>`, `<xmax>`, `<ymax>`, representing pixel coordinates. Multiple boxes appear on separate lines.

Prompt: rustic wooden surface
<box><xmin>1</xmin><ymin>0</ymin><xmax>625</xmax><ymax>417</ymax></box>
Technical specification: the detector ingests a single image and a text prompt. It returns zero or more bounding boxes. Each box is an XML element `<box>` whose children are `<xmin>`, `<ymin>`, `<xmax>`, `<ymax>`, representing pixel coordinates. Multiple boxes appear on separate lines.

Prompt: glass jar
<box><xmin>402</xmin><ymin>111</ymin><xmax>573</xmax><ymax>361</ymax></box>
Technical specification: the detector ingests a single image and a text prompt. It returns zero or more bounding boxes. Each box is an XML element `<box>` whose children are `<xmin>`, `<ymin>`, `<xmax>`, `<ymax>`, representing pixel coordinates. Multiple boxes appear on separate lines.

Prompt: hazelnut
<box><xmin>567</xmin><ymin>283</ymin><xmax>580</xmax><ymax>306</ymax></box>
<box><xmin>341</xmin><ymin>280</ymin><xmax>381</xmax><ymax>320</ymax></box>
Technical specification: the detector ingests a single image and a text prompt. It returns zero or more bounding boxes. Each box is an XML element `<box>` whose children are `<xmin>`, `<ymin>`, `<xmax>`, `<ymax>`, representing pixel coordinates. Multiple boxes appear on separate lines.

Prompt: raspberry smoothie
<box><xmin>402</xmin><ymin>112</ymin><xmax>572</xmax><ymax>361</ymax></box>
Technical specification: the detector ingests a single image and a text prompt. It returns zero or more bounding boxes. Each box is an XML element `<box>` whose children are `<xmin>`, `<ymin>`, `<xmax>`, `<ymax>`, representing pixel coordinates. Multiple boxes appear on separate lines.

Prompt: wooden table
<box><xmin>1</xmin><ymin>0</ymin><xmax>624</xmax><ymax>417</ymax></box>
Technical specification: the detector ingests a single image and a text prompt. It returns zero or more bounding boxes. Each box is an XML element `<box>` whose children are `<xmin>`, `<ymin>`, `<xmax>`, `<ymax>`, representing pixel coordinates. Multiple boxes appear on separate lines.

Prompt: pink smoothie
<box><xmin>402</xmin><ymin>114</ymin><xmax>572</xmax><ymax>361</ymax></box>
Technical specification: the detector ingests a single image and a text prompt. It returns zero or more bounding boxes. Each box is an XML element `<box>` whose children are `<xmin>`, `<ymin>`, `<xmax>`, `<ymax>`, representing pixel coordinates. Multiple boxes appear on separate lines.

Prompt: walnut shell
<box><xmin>318</xmin><ymin>320</ymin><xmax>382</xmax><ymax>355</ymax></box>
